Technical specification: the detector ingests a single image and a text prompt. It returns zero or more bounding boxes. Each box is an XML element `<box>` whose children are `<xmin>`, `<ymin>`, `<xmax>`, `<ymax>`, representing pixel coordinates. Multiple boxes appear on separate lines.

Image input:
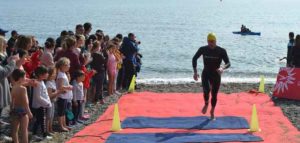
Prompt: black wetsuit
<box><xmin>287</xmin><ymin>39</ymin><xmax>294</xmax><ymax>67</ymax></box>
<box><xmin>292</xmin><ymin>46</ymin><xmax>300</xmax><ymax>68</ymax></box>
<box><xmin>192</xmin><ymin>45</ymin><xmax>230</xmax><ymax>107</ymax></box>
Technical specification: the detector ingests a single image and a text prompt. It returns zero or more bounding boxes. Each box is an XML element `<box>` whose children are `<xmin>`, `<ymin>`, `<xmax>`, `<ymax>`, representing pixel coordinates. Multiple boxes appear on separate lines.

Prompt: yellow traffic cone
<box><xmin>128</xmin><ymin>75</ymin><xmax>136</xmax><ymax>93</ymax></box>
<box><xmin>248</xmin><ymin>104</ymin><xmax>261</xmax><ymax>132</ymax></box>
<box><xmin>111</xmin><ymin>104</ymin><xmax>122</xmax><ymax>132</ymax></box>
<box><xmin>258</xmin><ymin>75</ymin><xmax>265</xmax><ymax>93</ymax></box>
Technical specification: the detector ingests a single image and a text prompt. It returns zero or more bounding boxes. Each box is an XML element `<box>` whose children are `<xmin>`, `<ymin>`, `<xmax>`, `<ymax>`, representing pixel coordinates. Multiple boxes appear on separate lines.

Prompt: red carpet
<box><xmin>67</xmin><ymin>92</ymin><xmax>300</xmax><ymax>143</ymax></box>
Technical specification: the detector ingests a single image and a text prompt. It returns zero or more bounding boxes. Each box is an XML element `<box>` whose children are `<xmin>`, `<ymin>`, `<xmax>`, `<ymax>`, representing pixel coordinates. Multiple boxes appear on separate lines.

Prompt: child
<box><xmin>107</xmin><ymin>44</ymin><xmax>117</xmax><ymax>96</ymax></box>
<box><xmin>80</xmin><ymin>53</ymin><xmax>96</xmax><ymax>120</ymax></box>
<box><xmin>72</xmin><ymin>70</ymin><xmax>85</xmax><ymax>124</ymax></box>
<box><xmin>46</xmin><ymin>67</ymin><xmax>62</xmax><ymax>134</ymax></box>
<box><xmin>112</xmin><ymin>42</ymin><xmax>123</xmax><ymax>94</ymax></box>
<box><xmin>14</xmin><ymin>49</ymin><xmax>38</xmax><ymax>87</ymax></box>
<box><xmin>10</xmin><ymin>69</ymin><xmax>33</xmax><ymax>143</ymax></box>
<box><xmin>56</xmin><ymin>57</ymin><xmax>73</xmax><ymax>131</ymax></box>
<box><xmin>90</xmin><ymin>41</ymin><xmax>106</xmax><ymax>104</ymax></box>
<box><xmin>15</xmin><ymin>49</ymin><xmax>29</xmax><ymax>76</ymax></box>
<box><xmin>32</xmin><ymin>66</ymin><xmax>52</xmax><ymax>139</ymax></box>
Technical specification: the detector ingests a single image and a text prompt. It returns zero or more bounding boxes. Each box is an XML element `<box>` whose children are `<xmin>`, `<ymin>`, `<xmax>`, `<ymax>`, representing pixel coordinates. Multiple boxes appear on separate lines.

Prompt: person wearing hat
<box><xmin>0</xmin><ymin>28</ymin><xmax>8</xmax><ymax>37</ymax></box>
<box><xmin>192</xmin><ymin>33</ymin><xmax>230</xmax><ymax>120</ymax></box>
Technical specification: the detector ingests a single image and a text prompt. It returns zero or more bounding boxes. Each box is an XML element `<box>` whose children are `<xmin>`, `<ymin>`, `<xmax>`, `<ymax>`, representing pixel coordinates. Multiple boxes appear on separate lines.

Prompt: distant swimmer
<box><xmin>192</xmin><ymin>33</ymin><xmax>231</xmax><ymax>120</ymax></box>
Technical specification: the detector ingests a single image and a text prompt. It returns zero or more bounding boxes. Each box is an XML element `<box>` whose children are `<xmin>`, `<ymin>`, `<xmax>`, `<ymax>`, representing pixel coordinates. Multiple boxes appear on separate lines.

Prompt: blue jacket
<box><xmin>120</xmin><ymin>37</ymin><xmax>138</xmax><ymax>62</ymax></box>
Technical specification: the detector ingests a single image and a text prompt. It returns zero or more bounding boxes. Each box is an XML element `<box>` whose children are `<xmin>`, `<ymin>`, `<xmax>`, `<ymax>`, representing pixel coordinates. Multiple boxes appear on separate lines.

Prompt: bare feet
<box><xmin>60</xmin><ymin>127</ymin><xmax>69</xmax><ymax>132</ymax></box>
<box><xmin>99</xmin><ymin>99</ymin><xmax>105</xmax><ymax>105</ymax></box>
<box><xmin>0</xmin><ymin>120</ymin><xmax>9</xmax><ymax>126</ymax></box>
<box><xmin>114</xmin><ymin>91</ymin><xmax>122</xmax><ymax>96</ymax></box>
<box><xmin>65</xmin><ymin>126</ymin><xmax>72</xmax><ymax>130</ymax></box>
<box><xmin>201</xmin><ymin>104</ymin><xmax>208</xmax><ymax>114</ymax></box>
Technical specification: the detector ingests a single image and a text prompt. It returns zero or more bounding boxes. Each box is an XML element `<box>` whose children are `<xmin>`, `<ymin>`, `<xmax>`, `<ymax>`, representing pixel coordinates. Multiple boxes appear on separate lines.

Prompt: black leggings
<box><xmin>72</xmin><ymin>100</ymin><xmax>82</xmax><ymax>122</ymax></box>
<box><xmin>123</xmin><ymin>60</ymin><xmax>136</xmax><ymax>90</ymax></box>
<box><xmin>93</xmin><ymin>72</ymin><xmax>105</xmax><ymax>102</ymax></box>
<box><xmin>201</xmin><ymin>71</ymin><xmax>221</xmax><ymax>108</ymax></box>
<box><xmin>33</xmin><ymin>107</ymin><xmax>47</xmax><ymax>136</ymax></box>
<box><xmin>117</xmin><ymin>67</ymin><xmax>125</xmax><ymax>90</ymax></box>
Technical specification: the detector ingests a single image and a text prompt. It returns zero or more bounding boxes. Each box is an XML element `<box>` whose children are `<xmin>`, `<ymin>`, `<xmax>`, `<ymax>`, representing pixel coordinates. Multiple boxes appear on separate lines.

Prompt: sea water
<box><xmin>1</xmin><ymin>0</ymin><xmax>300</xmax><ymax>84</ymax></box>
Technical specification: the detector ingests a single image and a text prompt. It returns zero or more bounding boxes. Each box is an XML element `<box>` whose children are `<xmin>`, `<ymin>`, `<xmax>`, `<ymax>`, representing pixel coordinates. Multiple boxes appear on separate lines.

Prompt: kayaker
<box><xmin>241</xmin><ymin>25</ymin><xmax>251</xmax><ymax>33</ymax></box>
<box><xmin>192</xmin><ymin>33</ymin><xmax>231</xmax><ymax>120</ymax></box>
<box><xmin>241</xmin><ymin>25</ymin><xmax>246</xmax><ymax>32</ymax></box>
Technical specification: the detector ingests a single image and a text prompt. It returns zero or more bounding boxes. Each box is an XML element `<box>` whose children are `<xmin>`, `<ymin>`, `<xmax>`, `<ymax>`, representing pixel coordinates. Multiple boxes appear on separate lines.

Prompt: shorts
<box><xmin>57</xmin><ymin>98</ymin><xmax>67</xmax><ymax>117</ymax></box>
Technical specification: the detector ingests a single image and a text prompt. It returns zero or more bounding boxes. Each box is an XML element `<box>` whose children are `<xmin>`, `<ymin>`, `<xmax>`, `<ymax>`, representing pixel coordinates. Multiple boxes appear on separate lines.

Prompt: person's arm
<box><xmin>57</xmin><ymin>78</ymin><xmax>72</xmax><ymax>91</ymax></box>
<box><xmin>192</xmin><ymin>47</ymin><xmax>203</xmax><ymax>81</ymax></box>
<box><xmin>21</xmin><ymin>87</ymin><xmax>33</xmax><ymax>119</ymax></box>
<box><xmin>57</xmin><ymin>78</ymin><xmax>66</xmax><ymax>92</ymax></box>
<box><xmin>0</xmin><ymin>60</ymin><xmax>16</xmax><ymax>79</ymax></box>
<box><xmin>73</xmin><ymin>54</ymin><xmax>81</xmax><ymax>71</ymax></box>
<box><xmin>88</xmin><ymin>69</ymin><xmax>96</xmax><ymax>76</ymax></box>
<box><xmin>221</xmin><ymin>49</ymin><xmax>231</xmax><ymax>69</ymax></box>
<box><xmin>279</xmin><ymin>57</ymin><xmax>287</xmax><ymax>61</ymax></box>
<box><xmin>192</xmin><ymin>47</ymin><xmax>203</xmax><ymax>74</ymax></box>
<box><xmin>216</xmin><ymin>48</ymin><xmax>230</xmax><ymax>75</ymax></box>
<box><xmin>132</xmin><ymin>43</ymin><xmax>138</xmax><ymax>53</ymax></box>
<box><xmin>47</xmin><ymin>88</ymin><xmax>60</xmax><ymax>100</ymax></box>
<box><xmin>22</xmin><ymin>78</ymin><xmax>38</xmax><ymax>87</ymax></box>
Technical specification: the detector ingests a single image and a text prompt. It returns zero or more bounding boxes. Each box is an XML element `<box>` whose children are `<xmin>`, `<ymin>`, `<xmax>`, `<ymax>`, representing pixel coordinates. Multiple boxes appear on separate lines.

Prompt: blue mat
<box><xmin>106</xmin><ymin>133</ymin><xmax>263</xmax><ymax>143</ymax></box>
<box><xmin>122</xmin><ymin>116</ymin><xmax>249</xmax><ymax>129</ymax></box>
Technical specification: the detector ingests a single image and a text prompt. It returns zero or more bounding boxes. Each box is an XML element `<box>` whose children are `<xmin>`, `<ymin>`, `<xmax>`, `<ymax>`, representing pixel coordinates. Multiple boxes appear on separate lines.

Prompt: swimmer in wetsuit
<box><xmin>192</xmin><ymin>33</ymin><xmax>230</xmax><ymax>120</ymax></box>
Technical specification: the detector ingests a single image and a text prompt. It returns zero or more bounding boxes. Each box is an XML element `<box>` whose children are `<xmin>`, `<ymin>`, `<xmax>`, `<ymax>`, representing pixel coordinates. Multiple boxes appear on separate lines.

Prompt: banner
<box><xmin>273</xmin><ymin>67</ymin><xmax>300</xmax><ymax>100</ymax></box>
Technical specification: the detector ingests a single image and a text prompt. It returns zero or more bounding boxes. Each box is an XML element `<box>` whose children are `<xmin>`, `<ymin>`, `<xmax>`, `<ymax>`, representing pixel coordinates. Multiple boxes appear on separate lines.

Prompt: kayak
<box><xmin>232</xmin><ymin>31</ymin><xmax>261</xmax><ymax>36</ymax></box>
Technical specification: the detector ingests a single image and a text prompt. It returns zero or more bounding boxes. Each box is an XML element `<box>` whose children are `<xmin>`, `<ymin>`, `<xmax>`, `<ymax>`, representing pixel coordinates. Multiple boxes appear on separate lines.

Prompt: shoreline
<box><xmin>137</xmin><ymin>82</ymin><xmax>275</xmax><ymax>93</ymax></box>
<box><xmin>136</xmin><ymin>77</ymin><xmax>277</xmax><ymax>85</ymax></box>
<box><xmin>0</xmin><ymin>82</ymin><xmax>298</xmax><ymax>143</ymax></box>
